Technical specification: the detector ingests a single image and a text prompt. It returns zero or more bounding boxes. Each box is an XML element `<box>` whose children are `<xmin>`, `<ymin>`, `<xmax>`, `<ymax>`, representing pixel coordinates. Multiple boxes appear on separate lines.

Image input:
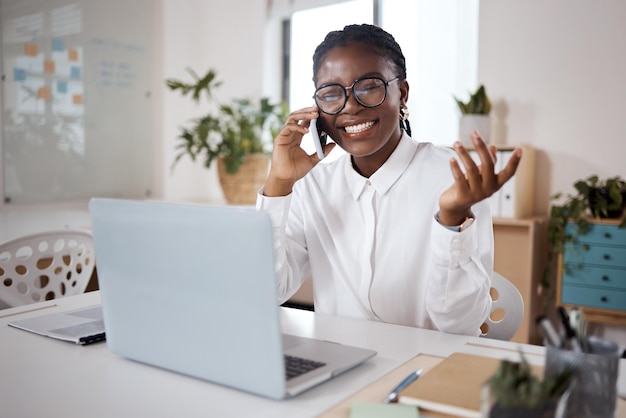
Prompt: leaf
<box><xmin>453</xmin><ymin>84</ymin><xmax>491</xmax><ymax>115</ymax></box>
<box><xmin>166</xmin><ymin>67</ymin><xmax>288</xmax><ymax>173</ymax></box>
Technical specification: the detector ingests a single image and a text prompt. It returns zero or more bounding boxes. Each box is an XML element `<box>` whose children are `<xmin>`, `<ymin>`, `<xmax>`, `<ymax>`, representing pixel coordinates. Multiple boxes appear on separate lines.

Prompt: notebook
<box><xmin>88</xmin><ymin>198</ymin><xmax>376</xmax><ymax>400</ymax></box>
<box><xmin>397</xmin><ymin>353</ymin><xmax>543</xmax><ymax>417</ymax></box>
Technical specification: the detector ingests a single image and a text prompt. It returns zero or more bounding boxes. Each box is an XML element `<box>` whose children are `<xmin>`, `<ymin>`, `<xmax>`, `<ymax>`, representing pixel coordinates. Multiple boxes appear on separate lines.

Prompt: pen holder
<box><xmin>544</xmin><ymin>336</ymin><xmax>620</xmax><ymax>418</ymax></box>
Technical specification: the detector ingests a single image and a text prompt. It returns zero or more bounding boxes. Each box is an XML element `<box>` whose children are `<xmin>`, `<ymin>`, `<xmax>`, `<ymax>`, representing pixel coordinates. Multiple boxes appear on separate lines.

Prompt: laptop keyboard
<box><xmin>284</xmin><ymin>355</ymin><xmax>326</xmax><ymax>380</ymax></box>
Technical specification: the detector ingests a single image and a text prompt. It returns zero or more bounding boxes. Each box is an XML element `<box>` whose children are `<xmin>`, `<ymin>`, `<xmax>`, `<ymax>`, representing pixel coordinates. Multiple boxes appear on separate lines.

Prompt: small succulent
<box><xmin>454</xmin><ymin>84</ymin><xmax>492</xmax><ymax>115</ymax></box>
<box><xmin>487</xmin><ymin>353</ymin><xmax>571</xmax><ymax>409</ymax></box>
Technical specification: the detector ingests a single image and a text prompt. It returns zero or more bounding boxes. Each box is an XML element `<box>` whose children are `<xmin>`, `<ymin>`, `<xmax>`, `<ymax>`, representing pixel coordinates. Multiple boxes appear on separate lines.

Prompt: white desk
<box><xmin>1</xmin><ymin>292</ymin><xmax>624</xmax><ymax>418</ymax></box>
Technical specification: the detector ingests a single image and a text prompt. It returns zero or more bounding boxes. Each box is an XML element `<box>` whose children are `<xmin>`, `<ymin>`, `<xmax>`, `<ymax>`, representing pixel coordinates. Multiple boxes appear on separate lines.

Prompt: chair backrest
<box><xmin>0</xmin><ymin>230</ymin><xmax>95</xmax><ymax>309</ymax></box>
<box><xmin>479</xmin><ymin>272</ymin><xmax>524</xmax><ymax>341</ymax></box>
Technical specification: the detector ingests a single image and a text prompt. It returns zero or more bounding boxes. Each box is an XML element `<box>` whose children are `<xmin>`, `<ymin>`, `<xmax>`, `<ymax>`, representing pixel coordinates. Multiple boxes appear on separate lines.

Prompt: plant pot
<box><xmin>488</xmin><ymin>400</ymin><xmax>558</xmax><ymax>418</ymax></box>
<box><xmin>217</xmin><ymin>154</ymin><xmax>269</xmax><ymax>205</ymax></box>
<box><xmin>459</xmin><ymin>114</ymin><xmax>491</xmax><ymax>146</ymax></box>
<box><xmin>588</xmin><ymin>187</ymin><xmax>626</xmax><ymax>218</ymax></box>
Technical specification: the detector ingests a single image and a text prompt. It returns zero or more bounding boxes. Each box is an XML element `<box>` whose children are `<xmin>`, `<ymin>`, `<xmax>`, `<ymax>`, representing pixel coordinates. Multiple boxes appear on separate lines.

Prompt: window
<box><xmin>289</xmin><ymin>0</ymin><xmax>373</xmax><ymax>160</ymax></box>
<box><xmin>286</xmin><ymin>0</ymin><xmax>479</xmax><ymax>153</ymax></box>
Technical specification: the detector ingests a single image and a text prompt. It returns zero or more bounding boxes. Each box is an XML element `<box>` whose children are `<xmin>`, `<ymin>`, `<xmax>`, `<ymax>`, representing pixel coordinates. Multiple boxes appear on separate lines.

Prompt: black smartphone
<box><xmin>310</xmin><ymin>119</ymin><xmax>328</xmax><ymax>159</ymax></box>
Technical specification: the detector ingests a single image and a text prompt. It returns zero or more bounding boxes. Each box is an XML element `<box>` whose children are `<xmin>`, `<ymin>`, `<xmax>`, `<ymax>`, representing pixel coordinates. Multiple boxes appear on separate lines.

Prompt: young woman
<box><xmin>257</xmin><ymin>24</ymin><xmax>522</xmax><ymax>335</ymax></box>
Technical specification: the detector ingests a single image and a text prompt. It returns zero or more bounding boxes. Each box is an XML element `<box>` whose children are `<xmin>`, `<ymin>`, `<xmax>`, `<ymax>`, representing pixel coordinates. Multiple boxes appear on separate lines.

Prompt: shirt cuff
<box><xmin>256</xmin><ymin>187</ymin><xmax>292</xmax><ymax>227</ymax></box>
<box><xmin>434</xmin><ymin>211</ymin><xmax>475</xmax><ymax>233</ymax></box>
<box><xmin>431</xmin><ymin>213</ymin><xmax>477</xmax><ymax>267</ymax></box>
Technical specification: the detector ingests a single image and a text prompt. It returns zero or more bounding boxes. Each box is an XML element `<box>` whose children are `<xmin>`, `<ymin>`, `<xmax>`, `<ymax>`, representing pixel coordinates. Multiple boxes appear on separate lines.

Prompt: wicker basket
<box><xmin>217</xmin><ymin>154</ymin><xmax>270</xmax><ymax>205</ymax></box>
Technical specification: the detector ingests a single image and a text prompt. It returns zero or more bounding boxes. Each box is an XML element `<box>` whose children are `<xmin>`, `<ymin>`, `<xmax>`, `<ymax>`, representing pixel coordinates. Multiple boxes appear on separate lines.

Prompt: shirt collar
<box><xmin>344</xmin><ymin>131</ymin><xmax>419</xmax><ymax>201</ymax></box>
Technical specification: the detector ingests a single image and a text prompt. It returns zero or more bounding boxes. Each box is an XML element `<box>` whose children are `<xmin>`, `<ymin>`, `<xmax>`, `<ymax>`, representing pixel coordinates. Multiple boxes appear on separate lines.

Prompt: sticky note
<box><xmin>72</xmin><ymin>94</ymin><xmax>83</xmax><ymax>105</ymax></box>
<box><xmin>68</xmin><ymin>48</ymin><xmax>79</xmax><ymax>61</ymax></box>
<box><xmin>70</xmin><ymin>66</ymin><xmax>81</xmax><ymax>79</ymax></box>
<box><xmin>350</xmin><ymin>401</ymin><xmax>419</xmax><ymax>418</ymax></box>
<box><xmin>44</xmin><ymin>59</ymin><xmax>55</xmax><ymax>74</ymax></box>
<box><xmin>38</xmin><ymin>86</ymin><xmax>51</xmax><ymax>100</ymax></box>
<box><xmin>25</xmin><ymin>42</ymin><xmax>38</xmax><ymax>56</ymax></box>
<box><xmin>52</xmin><ymin>38</ymin><xmax>65</xmax><ymax>52</ymax></box>
<box><xmin>57</xmin><ymin>81</ymin><xmax>68</xmax><ymax>94</ymax></box>
<box><xmin>14</xmin><ymin>68</ymin><xmax>26</xmax><ymax>82</ymax></box>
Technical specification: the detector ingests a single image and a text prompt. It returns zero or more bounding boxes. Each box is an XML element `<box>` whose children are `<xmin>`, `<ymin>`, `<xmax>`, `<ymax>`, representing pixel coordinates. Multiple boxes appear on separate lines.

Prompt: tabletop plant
<box><xmin>542</xmin><ymin>175</ymin><xmax>626</xmax><ymax>306</ymax></box>
<box><xmin>165</xmin><ymin>68</ymin><xmax>288</xmax><ymax>173</ymax></box>
<box><xmin>454</xmin><ymin>84</ymin><xmax>492</xmax><ymax>115</ymax></box>
<box><xmin>486</xmin><ymin>353</ymin><xmax>571</xmax><ymax>417</ymax></box>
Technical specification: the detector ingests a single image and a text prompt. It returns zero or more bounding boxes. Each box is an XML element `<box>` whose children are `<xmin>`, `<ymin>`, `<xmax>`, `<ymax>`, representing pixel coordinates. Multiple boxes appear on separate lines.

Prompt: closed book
<box><xmin>397</xmin><ymin>353</ymin><xmax>503</xmax><ymax>418</ymax></box>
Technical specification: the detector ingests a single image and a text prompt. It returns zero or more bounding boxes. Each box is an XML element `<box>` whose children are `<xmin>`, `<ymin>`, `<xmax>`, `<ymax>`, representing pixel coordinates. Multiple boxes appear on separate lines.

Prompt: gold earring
<box><xmin>399</xmin><ymin>104</ymin><xmax>409</xmax><ymax>121</ymax></box>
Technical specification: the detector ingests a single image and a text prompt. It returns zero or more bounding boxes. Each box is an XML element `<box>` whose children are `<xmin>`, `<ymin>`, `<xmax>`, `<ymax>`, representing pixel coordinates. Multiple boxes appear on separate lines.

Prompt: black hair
<box><xmin>312</xmin><ymin>24</ymin><xmax>411</xmax><ymax>136</ymax></box>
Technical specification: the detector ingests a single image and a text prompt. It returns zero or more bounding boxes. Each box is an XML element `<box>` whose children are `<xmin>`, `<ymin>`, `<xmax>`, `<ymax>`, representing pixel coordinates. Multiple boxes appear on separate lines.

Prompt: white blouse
<box><xmin>256</xmin><ymin>133</ymin><xmax>493</xmax><ymax>335</ymax></box>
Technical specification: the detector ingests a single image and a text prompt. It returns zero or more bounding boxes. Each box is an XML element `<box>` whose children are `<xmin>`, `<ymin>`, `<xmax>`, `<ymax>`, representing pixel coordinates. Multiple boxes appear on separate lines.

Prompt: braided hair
<box><xmin>312</xmin><ymin>24</ymin><xmax>411</xmax><ymax>135</ymax></box>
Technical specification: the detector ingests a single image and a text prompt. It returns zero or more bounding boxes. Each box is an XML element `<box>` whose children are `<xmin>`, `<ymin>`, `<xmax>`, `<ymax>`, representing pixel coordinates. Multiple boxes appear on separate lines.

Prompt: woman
<box><xmin>257</xmin><ymin>24</ymin><xmax>521</xmax><ymax>335</ymax></box>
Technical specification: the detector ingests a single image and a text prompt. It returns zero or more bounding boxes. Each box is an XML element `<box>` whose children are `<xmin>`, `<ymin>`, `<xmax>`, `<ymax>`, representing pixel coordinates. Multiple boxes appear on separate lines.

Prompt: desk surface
<box><xmin>1</xmin><ymin>292</ymin><xmax>624</xmax><ymax>418</ymax></box>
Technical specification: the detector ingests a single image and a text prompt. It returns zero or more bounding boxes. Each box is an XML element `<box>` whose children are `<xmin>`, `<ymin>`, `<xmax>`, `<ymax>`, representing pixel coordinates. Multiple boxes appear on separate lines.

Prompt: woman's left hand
<box><xmin>438</xmin><ymin>131</ymin><xmax>522</xmax><ymax>226</ymax></box>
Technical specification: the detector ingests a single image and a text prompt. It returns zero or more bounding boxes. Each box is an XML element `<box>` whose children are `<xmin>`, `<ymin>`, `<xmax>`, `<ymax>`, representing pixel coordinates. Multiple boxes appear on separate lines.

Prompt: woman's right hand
<box><xmin>263</xmin><ymin>106</ymin><xmax>335</xmax><ymax>197</ymax></box>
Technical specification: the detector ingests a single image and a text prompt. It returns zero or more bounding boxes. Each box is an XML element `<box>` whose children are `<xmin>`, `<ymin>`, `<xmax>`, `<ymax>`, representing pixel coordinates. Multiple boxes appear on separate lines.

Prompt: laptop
<box><xmin>88</xmin><ymin>198</ymin><xmax>376</xmax><ymax>400</ymax></box>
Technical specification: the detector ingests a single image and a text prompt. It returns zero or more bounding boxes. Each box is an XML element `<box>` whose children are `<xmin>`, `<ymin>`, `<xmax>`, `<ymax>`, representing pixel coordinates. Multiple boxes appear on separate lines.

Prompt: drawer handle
<box><xmin>604</xmin><ymin>232</ymin><xmax>612</xmax><ymax>239</ymax></box>
<box><xmin>602</xmin><ymin>275</ymin><xmax>610</xmax><ymax>281</ymax></box>
<box><xmin>601</xmin><ymin>296</ymin><xmax>608</xmax><ymax>303</ymax></box>
<box><xmin>603</xmin><ymin>254</ymin><xmax>611</xmax><ymax>260</ymax></box>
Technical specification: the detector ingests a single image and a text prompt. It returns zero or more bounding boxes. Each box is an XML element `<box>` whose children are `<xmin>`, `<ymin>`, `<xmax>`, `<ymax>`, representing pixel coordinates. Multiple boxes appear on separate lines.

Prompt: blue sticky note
<box><xmin>350</xmin><ymin>401</ymin><xmax>419</xmax><ymax>418</ymax></box>
<box><xmin>52</xmin><ymin>38</ymin><xmax>65</xmax><ymax>51</ymax></box>
<box><xmin>13</xmin><ymin>68</ymin><xmax>26</xmax><ymax>82</ymax></box>
<box><xmin>70</xmin><ymin>66</ymin><xmax>81</xmax><ymax>79</ymax></box>
<box><xmin>57</xmin><ymin>81</ymin><xmax>68</xmax><ymax>93</ymax></box>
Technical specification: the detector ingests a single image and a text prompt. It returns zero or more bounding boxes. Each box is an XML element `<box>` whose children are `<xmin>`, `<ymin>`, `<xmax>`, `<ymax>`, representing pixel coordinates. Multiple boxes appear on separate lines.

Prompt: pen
<box><xmin>383</xmin><ymin>369</ymin><xmax>423</xmax><ymax>403</ymax></box>
<box><xmin>558</xmin><ymin>306</ymin><xmax>583</xmax><ymax>353</ymax></box>
<box><xmin>535</xmin><ymin>315</ymin><xmax>562</xmax><ymax>348</ymax></box>
<box><xmin>568</xmin><ymin>308</ymin><xmax>590</xmax><ymax>353</ymax></box>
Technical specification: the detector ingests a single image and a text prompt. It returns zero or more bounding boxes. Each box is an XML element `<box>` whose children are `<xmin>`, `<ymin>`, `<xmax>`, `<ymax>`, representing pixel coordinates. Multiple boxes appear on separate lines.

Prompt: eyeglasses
<box><xmin>313</xmin><ymin>76</ymin><xmax>400</xmax><ymax>115</ymax></box>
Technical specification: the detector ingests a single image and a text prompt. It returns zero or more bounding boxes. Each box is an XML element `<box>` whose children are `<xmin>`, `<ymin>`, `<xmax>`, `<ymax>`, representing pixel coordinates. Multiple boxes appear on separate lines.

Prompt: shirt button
<box><xmin>367</xmin><ymin>180</ymin><xmax>372</xmax><ymax>186</ymax></box>
<box><xmin>452</xmin><ymin>250</ymin><xmax>461</xmax><ymax>257</ymax></box>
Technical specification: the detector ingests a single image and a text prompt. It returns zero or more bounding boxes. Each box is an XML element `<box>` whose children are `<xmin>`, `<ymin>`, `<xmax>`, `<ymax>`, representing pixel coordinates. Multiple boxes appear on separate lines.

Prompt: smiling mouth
<box><xmin>344</xmin><ymin>121</ymin><xmax>375</xmax><ymax>134</ymax></box>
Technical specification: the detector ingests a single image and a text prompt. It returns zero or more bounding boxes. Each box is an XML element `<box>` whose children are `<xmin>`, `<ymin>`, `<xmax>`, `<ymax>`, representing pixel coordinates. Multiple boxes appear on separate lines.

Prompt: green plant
<box><xmin>165</xmin><ymin>68</ymin><xmax>288</xmax><ymax>173</ymax></box>
<box><xmin>487</xmin><ymin>353</ymin><xmax>571</xmax><ymax>410</ymax></box>
<box><xmin>543</xmin><ymin>175</ymin><xmax>626</xmax><ymax>306</ymax></box>
<box><xmin>454</xmin><ymin>84</ymin><xmax>492</xmax><ymax>115</ymax></box>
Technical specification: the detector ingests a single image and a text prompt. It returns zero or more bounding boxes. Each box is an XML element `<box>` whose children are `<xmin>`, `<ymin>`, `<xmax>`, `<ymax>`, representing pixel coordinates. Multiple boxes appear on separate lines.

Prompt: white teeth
<box><xmin>344</xmin><ymin>121</ymin><xmax>375</xmax><ymax>133</ymax></box>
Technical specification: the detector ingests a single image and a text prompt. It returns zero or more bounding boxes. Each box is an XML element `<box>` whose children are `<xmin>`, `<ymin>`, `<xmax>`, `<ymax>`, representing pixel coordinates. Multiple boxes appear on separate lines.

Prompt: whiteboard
<box><xmin>1</xmin><ymin>0</ymin><xmax>154</xmax><ymax>203</ymax></box>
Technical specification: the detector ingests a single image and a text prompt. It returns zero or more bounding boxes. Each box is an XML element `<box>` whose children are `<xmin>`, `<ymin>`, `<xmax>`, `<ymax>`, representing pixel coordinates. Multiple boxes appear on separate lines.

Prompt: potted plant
<box><xmin>484</xmin><ymin>354</ymin><xmax>571</xmax><ymax>417</ymax></box>
<box><xmin>165</xmin><ymin>68</ymin><xmax>288</xmax><ymax>204</ymax></box>
<box><xmin>543</xmin><ymin>175</ymin><xmax>626</xmax><ymax>306</ymax></box>
<box><xmin>454</xmin><ymin>84</ymin><xmax>492</xmax><ymax>145</ymax></box>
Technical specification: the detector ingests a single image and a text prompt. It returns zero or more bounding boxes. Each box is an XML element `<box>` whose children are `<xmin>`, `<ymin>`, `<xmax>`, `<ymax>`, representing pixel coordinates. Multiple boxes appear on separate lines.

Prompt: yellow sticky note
<box><xmin>350</xmin><ymin>401</ymin><xmax>419</xmax><ymax>418</ymax></box>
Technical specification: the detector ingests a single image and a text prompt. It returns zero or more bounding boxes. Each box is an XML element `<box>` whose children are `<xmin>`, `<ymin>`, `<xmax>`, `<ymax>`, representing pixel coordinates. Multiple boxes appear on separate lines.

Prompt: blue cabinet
<box><xmin>558</xmin><ymin>220</ymin><xmax>626</xmax><ymax>323</ymax></box>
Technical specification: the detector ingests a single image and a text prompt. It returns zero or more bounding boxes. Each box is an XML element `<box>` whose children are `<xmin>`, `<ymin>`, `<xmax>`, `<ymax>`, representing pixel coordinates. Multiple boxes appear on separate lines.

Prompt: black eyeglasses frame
<box><xmin>313</xmin><ymin>76</ymin><xmax>401</xmax><ymax>115</ymax></box>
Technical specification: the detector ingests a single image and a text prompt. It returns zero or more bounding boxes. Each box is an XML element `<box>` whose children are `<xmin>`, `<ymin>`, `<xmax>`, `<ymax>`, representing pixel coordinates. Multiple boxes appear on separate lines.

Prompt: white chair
<box><xmin>479</xmin><ymin>272</ymin><xmax>524</xmax><ymax>341</ymax></box>
<box><xmin>0</xmin><ymin>230</ymin><xmax>95</xmax><ymax>309</ymax></box>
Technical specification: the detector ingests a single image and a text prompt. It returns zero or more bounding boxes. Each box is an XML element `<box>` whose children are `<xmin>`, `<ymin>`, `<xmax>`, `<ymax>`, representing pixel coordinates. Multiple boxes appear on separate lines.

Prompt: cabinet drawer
<box><xmin>561</xmin><ymin>284</ymin><xmax>626</xmax><ymax>312</ymax></box>
<box><xmin>566</xmin><ymin>223</ymin><xmax>626</xmax><ymax>246</ymax></box>
<box><xmin>562</xmin><ymin>264</ymin><xmax>626</xmax><ymax>290</ymax></box>
<box><xmin>563</xmin><ymin>244</ymin><xmax>626</xmax><ymax>268</ymax></box>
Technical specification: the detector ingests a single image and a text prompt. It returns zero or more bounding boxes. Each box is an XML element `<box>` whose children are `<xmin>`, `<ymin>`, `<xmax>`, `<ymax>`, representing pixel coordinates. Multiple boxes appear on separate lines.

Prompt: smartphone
<box><xmin>310</xmin><ymin>119</ymin><xmax>328</xmax><ymax>160</ymax></box>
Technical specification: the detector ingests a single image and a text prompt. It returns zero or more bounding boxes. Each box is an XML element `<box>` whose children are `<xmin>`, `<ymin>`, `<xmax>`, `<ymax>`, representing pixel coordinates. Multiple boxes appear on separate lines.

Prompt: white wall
<box><xmin>478</xmin><ymin>0</ymin><xmax>626</xmax><ymax>344</ymax></box>
<box><xmin>478</xmin><ymin>0</ymin><xmax>626</xmax><ymax>215</ymax></box>
<box><xmin>159</xmin><ymin>0</ymin><xmax>268</xmax><ymax>204</ymax></box>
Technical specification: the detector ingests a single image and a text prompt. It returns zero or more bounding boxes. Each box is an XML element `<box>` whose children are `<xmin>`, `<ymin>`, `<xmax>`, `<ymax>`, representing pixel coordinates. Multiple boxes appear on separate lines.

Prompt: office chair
<box><xmin>479</xmin><ymin>272</ymin><xmax>524</xmax><ymax>341</ymax></box>
<box><xmin>0</xmin><ymin>230</ymin><xmax>95</xmax><ymax>309</ymax></box>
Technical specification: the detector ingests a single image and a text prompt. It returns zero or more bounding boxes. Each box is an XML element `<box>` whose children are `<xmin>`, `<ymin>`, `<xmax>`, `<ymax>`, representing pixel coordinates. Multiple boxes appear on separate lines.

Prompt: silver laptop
<box><xmin>88</xmin><ymin>198</ymin><xmax>376</xmax><ymax>400</ymax></box>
